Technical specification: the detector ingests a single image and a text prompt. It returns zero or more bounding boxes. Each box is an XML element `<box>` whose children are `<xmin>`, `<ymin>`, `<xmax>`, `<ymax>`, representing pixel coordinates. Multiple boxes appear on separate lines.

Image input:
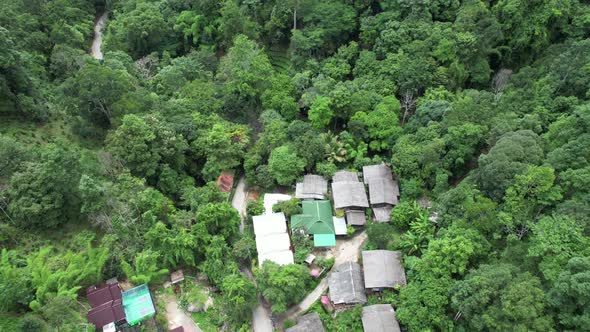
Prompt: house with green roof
<box><xmin>291</xmin><ymin>200</ymin><xmax>336</xmax><ymax>247</ymax></box>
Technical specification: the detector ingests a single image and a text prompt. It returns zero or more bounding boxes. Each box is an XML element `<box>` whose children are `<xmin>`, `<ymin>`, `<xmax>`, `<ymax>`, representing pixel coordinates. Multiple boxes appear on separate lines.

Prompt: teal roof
<box><xmin>314</xmin><ymin>233</ymin><xmax>336</xmax><ymax>247</ymax></box>
<box><xmin>122</xmin><ymin>284</ymin><xmax>155</xmax><ymax>326</ymax></box>
<box><xmin>291</xmin><ymin>200</ymin><xmax>335</xmax><ymax>235</ymax></box>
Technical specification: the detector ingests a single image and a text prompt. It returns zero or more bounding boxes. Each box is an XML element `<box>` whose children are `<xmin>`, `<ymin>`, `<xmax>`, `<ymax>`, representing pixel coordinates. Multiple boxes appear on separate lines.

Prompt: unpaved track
<box><xmin>91</xmin><ymin>11</ymin><xmax>108</xmax><ymax>60</ymax></box>
<box><xmin>231</xmin><ymin>177</ymin><xmax>274</xmax><ymax>332</ymax></box>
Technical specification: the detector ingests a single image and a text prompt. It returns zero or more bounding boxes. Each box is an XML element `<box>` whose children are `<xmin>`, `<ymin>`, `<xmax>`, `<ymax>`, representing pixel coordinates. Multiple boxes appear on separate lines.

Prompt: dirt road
<box><xmin>164</xmin><ymin>296</ymin><xmax>203</xmax><ymax>332</ymax></box>
<box><xmin>231</xmin><ymin>177</ymin><xmax>274</xmax><ymax>332</ymax></box>
<box><xmin>91</xmin><ymin>11</ymin><xmax>108</xmax><ymax>60</ymax></box>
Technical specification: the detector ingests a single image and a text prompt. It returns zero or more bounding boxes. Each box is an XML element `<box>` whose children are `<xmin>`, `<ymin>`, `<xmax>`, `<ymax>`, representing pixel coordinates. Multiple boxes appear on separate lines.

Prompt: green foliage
<box><xmin>255</xmin><ymin>262</ymin><xmax>312</xmax><ymax>314</ymax></box>
<box><xmin>272</xmin><ymin>198</ymin><xmax>302</xmax><ymax>218</ymax></box>
<box><xmin>220</xmin><ymin>273</ymin><xmax>257</xmax><ymax>324</ymax></box>
<box><xmin>121</xmin><ymin>249</ymin><xmax>169</xmax><ymax>285</ymax></box>
<box><xmin>451</xmin><ymin>263</ymin><xmax>552</xmax><ymax>331</ymax></box>
<box><xmin>200</xmin><ymin>236</ymin><xmax>239</xmax><ymax>286</ymax></box>
<box><xmin>268</xmin><ymin>145</ymin><xmax>305</xmax><ymax>186</ymax></box>
<box><xmin>7</xmin><ymin>144</ymin><xmax>81</xmax><ymax>229</ymax></box>
<box><xmin>547</xmin><ymin>256</ymin><xmax>590</xmax><ymax>330</ymax></box>
<box><xmin>308</xmin><ymin>96</ymin><xmax>333</xmax><ymax>129</ymax></box>
<box><xmin>28</xmin><ymin>243</ymin><xmax>109</xmax><ymax>310</ymax></box>
<box><xmin>195</xmin><ymin>202</ymin><xmax>240</xmax><ymax>242</ymax></box>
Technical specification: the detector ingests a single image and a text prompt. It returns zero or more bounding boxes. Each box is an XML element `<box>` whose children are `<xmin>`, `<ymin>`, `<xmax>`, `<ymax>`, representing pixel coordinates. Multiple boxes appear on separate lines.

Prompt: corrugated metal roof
<box><xmin>345</xmin><ymin>210</ymin><xmax>367</xmax><ymax>226</ymax></box>
<box><xmin>362</xmin><ymin>304</ymin><xmax>401</xmax><ymax>332</ymax></box>
<box><xmin>362</xmin><ymin>164</ymin><xmax>393</xmax><ymax>184</ymax></box>
<box><xmin>328</xmin><ymin>262</ymin><xmax>367</xmax><ymax>305</ymax></box>
<box><xmin>362</xmin><ymin>250</ymin><xmax>406</xmax><ymax>289</ymax></box>
<box><xmin>286</xmin><ymin>312</ymin><xmax>325</xmax><ymax>332</ymax></box>
<box><xmin>333</xmin><ymin>170</ymin><xmax>360</xmax><ymax>183</ymax></box>
<box><xmin>372</xmin><ymin>206</ymin><xmax>393</xmax><ymax>223</ymax></box>
<box><xmin>332</xmin><ymin>181</ymin><xmax>369</xmax><ymax>209</ymax></box>
<box><xmin>368</xmin><ymin>178</ymin><xmax>399</xmax><ymax>206</ymax></box>
<box><xmin>295</xmin><ymin>174</ymin><xmax>328</xmax><ymax>199</ymax></box>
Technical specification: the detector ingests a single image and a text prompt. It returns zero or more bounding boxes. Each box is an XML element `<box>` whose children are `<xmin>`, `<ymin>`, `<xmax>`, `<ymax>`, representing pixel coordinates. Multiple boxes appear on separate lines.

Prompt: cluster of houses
<box><xmin>252</xmin><ymin>163</ymin><xmax>400</xmax><ymax>268</ymax></box>
<box><xmin>286</xmin><ymin>249</ymin><xmax>406</xmax><ymax>332</ymax></box>
<box><xmin>86</xmin><ymin>280</ymin><xmax>156</xmax><ymax>331</ymax></box>
<box><xmin>250</xmin><ymin>164</ymin><xmax>404</xmax><ymax>331</ymax></box>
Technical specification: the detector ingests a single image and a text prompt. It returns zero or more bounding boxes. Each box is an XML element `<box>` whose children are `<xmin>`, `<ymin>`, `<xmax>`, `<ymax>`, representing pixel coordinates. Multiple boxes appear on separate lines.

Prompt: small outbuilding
<box><xmin>286</xmin><ymin>312</ymin><xmax>326</xmax><ymax>332</ymax></box>
<box><xmin>296</xmin><ymin>174</ymin><xmax>328</xmax><ymax>200</ymax></box>
<box><xmin>170</xmin><ymin>270</ymin><xmax>184</xmax><ymax>285</ymax></box>
<box><xmin>362</xmin><ymin>250</ymin><xmax>406</xmax><ymax>290</ymax></box>
<box><xmin>345</xmin><ymin>210</ymin><xmax>367</xmax><ymax>226</ymax></box>
<box><xmin>333</xmin><ymin>217</ymin><xmax>347</xmax><ymax>236</ymax></box>
<box><xmin>332</xmin><ymin>181</ymin><xmax>369</xmax><ymax>210</ymax></box>
<box><xmin>361</xmin><ymin>304</ymin><xmax>401</xmax><ymax>332</ymax></box>
<box><xmin>328</xmin><ymin>262</ymin><xmax>367</xmax><ymax>305</ymax></box>
<box><xmin>122</xmin><ymin>284</ymin><xmax>156</xmax><ymax>326</ymax></box>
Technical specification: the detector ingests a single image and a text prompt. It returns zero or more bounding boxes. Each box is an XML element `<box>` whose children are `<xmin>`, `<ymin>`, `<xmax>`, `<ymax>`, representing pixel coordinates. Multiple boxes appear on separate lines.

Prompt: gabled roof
<box><xmin>346</xmin><ymin>210</ymin><xmax>367</xmax><ymax>226</ymax></box>
<box><xmin>362</xmin><ymin>304</ymin><xmax>401</xmax><ymax>332</ymax></box>
<box><xmin>291</xmin><ymin>201</ymin><xmax>335</xmax><ymax>234</ymax></box>
<box><xmin>362</xmin><ymin>164</ymin><xmax>393</xmax><ymax>184</ymax></box>
<box><xmin>368</xmin><ymin>178</ymin><xmax>399</xmax><ymax>206</ymax></box>
<box><xmin>332</xmin><ymin>181</ymin><xmax>369</xmax><ymax>209</ymax></box>
<box><xmin>87</xmin><ymin>284</ymin><xmax>122</xmax><ymax>308</ymax></box>
<box><xmin>362</xmin><ymin>250</ymin><xmax>406</xmax><ymax>289</ymax></box>
<box><xmin>372</xmin><ymin>206</ymin><xmax>393</xmax><ymax>223</ymax></box>
<box><xmin>333</xmin><ymin>170</ymin><xmax>360</xmax><ymax>183</ymax></box>
<box><xmin>296</xmin><ymin>174</ymin><xmax>328</xmax><ymax>200</ymax></box>
<box><xmin>286</xmin><ymin>312</ymin><xmax>326</xmax><ymax>332</ymax></box>
<box><xmin>87</xmin><ymin>299</ymin><xmax>125</xmax><ymax>329</ymax></box>
<box><xmin>328</xmin><ymin>262</ymin><xmax>367</xmax><ymax>305</ymax></box>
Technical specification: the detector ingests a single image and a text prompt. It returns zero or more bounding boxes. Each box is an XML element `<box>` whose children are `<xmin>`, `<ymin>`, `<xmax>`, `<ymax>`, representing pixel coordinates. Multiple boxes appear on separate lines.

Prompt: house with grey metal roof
<box><xmin>362</xmin><ymin>250</ymin><xmax>406</xmax><ymax>290</ymax></box>
<box><xmin>363</xmin><ymin>164</ymin><xmax>400</xmax><ymax>222</ymax></box>
<box><xmin>361</xmin><ymin>304</ymin><xmax>401</xmax><ymax>332</ymax></box>
<box><xmin>368</xmin><ymin>178</ymin><xmax>399</xmax><ymax>206</ymax></box>
<box><xmin>345</xmin><ymin>210</ymin><xmax>367</xmax><ymax>226</ymax></box>
<box><xmin>363</xmin><ymin>164</ymin><xmax>393</xmax><ymax>184</ymax></box>
<box><xmin>286</xmin><ymin>312</ymin><xmax>325</xmax><ymax>332</ymax></box>
<box><xmin>296</xmin><ymin>174</ymin><xmax>328</xmax><ymax>200</ymax></box>
<box><xmin>328</xmin><ymin>262</ymin><xmax>367</xmax><ymax>305</ymax></box>
<box><xmin>332</xmin><ymin>181</ymin><xmax>369</xmax><ymax>210</ymax></box>
<box><xmin>333</xmin><ymin>170</ymin><xmax>360</xmax><ymax>183</ymax></box>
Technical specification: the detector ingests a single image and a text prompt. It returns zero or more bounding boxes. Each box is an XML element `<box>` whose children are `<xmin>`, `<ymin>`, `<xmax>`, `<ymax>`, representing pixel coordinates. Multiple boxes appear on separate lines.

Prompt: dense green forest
<box><xmin>1</xmin><ymin>0</ymin><xmax>590</xmax><ymax>331</ymax></box>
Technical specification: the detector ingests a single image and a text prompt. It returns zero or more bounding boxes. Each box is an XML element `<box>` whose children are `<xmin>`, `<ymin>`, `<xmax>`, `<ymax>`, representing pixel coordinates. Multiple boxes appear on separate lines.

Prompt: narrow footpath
<box><xmin>231</xmin><ymin>176</ymin><xmax>274</xmax><ymax>332</ymax></box>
